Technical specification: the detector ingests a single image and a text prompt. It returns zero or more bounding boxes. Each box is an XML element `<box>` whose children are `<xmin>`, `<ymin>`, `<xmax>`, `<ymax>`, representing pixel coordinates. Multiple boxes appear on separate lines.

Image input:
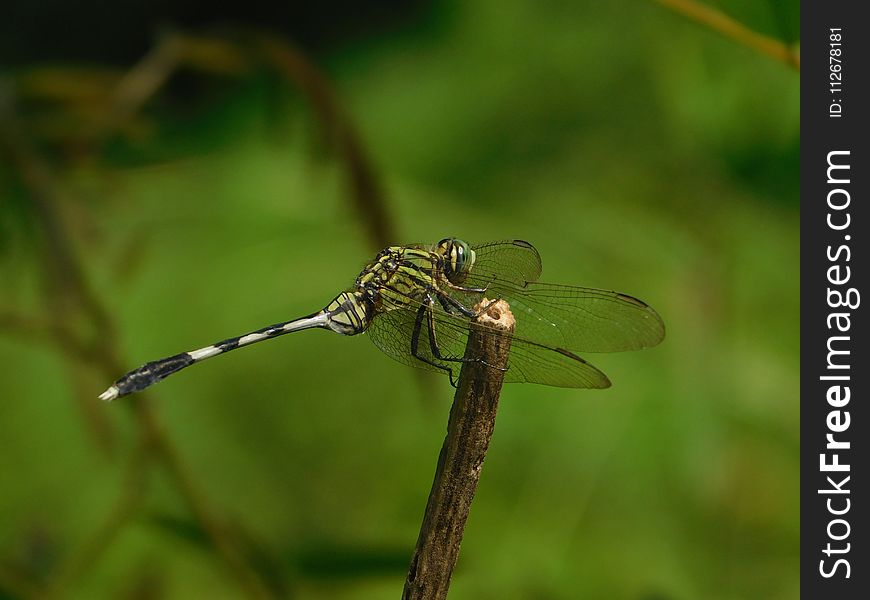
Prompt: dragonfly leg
<box><xmin>423</xmin><ymin>293</ymin><xmax>509</xmax><ymax>377</ymax></box>
<box><xmin>434</xmin><ymin>290</ymin><xmax>477</xmax><ymax>317</ymax></box>
<box><xmin>435</xmin><ymin>288</ymin><xmax>502</xmax><ymax>321</ymax></box>
<box><xmin>446</xmin><ymin>281</ymin><xmax>488</xmax><ymax>294</ymax></box>
<box><xmin>409</xmin><ymin>299</ymin><xmax>459</xmax><ymax>385</ymax></box>
<box><xmin>435</xmin><ymin>291</ymin><xmax>469</xmax><ymax>317</ymax></box>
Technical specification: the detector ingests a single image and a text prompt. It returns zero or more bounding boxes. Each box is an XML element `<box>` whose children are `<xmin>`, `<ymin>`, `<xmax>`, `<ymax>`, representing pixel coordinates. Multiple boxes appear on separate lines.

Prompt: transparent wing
<box><xmin>365</xmin><ymin>306</ymin><xmax>450</xmax><ymax>377</ymax></box>
<box><xmin>470</xmin><ymin>240</ymin><xmax>543</xmax><ymax>285</ymax></box>
<box><xmin>366</xmin><ymin>290</ymin><xmax>611</xmax><ymax>389</ymax></box>
<box><xmin>485</xmin><ymin>282</ymin><xmax>664</xmax><ymax>352</ymax></box>
<box><xmin>460</xmin><ymin>242</ymin><xmax>664</xmax><ymax>352</ymax></box>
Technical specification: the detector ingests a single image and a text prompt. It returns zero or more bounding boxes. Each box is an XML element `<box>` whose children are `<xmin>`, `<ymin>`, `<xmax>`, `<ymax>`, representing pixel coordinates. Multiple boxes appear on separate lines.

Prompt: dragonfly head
<box><xmin>436</xmin><ymin>238</ymin><xmax>476</xmax><ymax>285</ymax></box>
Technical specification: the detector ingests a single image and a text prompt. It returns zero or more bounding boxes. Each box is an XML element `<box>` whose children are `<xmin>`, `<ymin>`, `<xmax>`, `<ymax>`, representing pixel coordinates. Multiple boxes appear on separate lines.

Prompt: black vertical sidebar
<box><xmin>801</xmin><ymin>1</ymin><xmax>868</xmax><ymax>597</ymax></box>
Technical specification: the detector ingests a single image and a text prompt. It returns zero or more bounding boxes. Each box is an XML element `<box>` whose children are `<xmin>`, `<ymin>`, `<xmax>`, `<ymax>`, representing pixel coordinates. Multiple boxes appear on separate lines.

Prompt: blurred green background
<box><xmin>0</xmin><ymin>1</ymin><xmax>799</xmax><ymax>598</ymax></box>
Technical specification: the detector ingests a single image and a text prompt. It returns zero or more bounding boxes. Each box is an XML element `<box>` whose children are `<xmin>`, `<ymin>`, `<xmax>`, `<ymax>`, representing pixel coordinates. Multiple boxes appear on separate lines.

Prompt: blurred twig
<box><xmin>89</xmin><ymin>30</ymin><xmax>395</xmax><ymax>251</ymax></box>
<box><xmin>0</xmin><ymin>311</ymin><xmax>118</xmax><ymax>452</ymax></box>
<box><xmin>403</xmin><ymin>301</ymin><xmax>514</xmax><ymax>600</ymax></box>
<box><xmin>0</xmin><ymin>562</ymin><xmax>41</xmax><ymax>600</ymax></box>
<box><xmin>652</xmin><ymin>0</ymin><xmax>800</xmax><ymax>70</ymax></box>
<box><xmin>0</xmin><ymin>103</ymin><xmax>118</xmax><ymax>452</ymax></box>
<box><xmin>2</xmin><ymin>29</ymin><xmax>401</xmax><ymax>596</ymax></box>
<box><xmin>98</xmin><ymin>36</ymin><xmax>184</xmax><ymax>135</ymax></box>
<box><xmin>256</xmin><ymin>33</ymin><xmax>395</xmax><ymax>250</ymax></box>
<box><xmin>97</xmin><ymin>32</ymin><xmax>250</xmax><ymax>139</ymax></box>
<box><xmin>43</xmin><ymin>441</ymin><xmax>149</xmax><ymax>596</ymax></box>
<box><xmin>0</xmin><ymin>312</ymin><xmax>57</xmax><ymax>345</ymax></box>
<box><xmin>1</xmin><ymin>94</ymin><xmax>275</xmax><ymax>599</ymax></box>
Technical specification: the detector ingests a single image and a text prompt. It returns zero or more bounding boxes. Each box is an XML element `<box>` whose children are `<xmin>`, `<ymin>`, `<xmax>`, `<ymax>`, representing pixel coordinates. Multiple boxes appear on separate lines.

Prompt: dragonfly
<box><xmin>99</xmin><ymin>239</ymin><xmax>665</xmax><ymax>401</ymax></box>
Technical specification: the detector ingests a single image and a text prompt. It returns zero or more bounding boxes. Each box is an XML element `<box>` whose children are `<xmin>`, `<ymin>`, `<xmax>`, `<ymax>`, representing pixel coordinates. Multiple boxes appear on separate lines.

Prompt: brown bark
<box><xmin>403</xmin><ymin>300</ymin><xmax>515</xmax><ymax>600</ymax></box>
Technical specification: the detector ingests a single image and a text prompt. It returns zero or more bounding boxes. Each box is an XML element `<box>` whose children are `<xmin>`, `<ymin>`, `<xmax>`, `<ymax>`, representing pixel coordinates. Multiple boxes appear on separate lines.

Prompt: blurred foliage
<box><xmin>1</xmin><ymin>1</ymin><xmax>798</xmax><ymax>598</ymax></box>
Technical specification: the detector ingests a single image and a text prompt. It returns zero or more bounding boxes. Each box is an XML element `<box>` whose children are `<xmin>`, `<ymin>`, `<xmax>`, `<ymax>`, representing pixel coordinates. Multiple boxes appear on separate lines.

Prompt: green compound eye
<box><xmin>438</xmin><ymin>238</ymin><xmax>474</xmax><ymax>284</ymax></box>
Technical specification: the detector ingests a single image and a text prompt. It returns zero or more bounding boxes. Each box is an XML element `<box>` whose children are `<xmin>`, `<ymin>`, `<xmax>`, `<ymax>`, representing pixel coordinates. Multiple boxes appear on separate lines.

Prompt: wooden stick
<box><xmin>403</xmin><ymin>299</ymin><xmax>515</xmax><ymax>600</ymax></box>
<box><xmin>653</xmin><ymin>0</ymin><xmax>800</xmax><ymax>70</ymax></box>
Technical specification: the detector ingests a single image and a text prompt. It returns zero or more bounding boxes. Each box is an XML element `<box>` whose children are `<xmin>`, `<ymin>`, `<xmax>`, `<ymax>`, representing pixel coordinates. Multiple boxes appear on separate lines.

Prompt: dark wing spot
<box><xmin>614</xmin><ymin>292</ymin><xmax>650</xmax><ymax>308</ymax></box>
<box><xmin>554</xmin><ymin>347</ymin><xmax>590</xmax><ymax>363</ymax></box>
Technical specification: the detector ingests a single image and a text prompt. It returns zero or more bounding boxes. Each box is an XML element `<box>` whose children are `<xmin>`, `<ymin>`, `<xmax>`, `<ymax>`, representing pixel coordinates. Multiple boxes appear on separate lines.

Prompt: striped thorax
<box><xmin>353</xmin><ymin>240</ymin><xmax>477</xmax><ymax>313</ymax></box>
